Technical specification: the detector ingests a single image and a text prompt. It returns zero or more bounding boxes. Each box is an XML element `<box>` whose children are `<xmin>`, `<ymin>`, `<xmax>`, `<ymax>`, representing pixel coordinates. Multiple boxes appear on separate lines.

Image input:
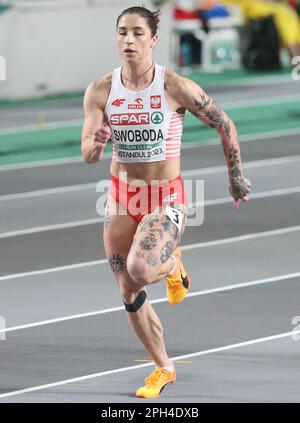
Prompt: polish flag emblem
<box><xmin>150</xmin><ymin>95</ymin><xmax>161</xmax><ymax>109</ymax></box>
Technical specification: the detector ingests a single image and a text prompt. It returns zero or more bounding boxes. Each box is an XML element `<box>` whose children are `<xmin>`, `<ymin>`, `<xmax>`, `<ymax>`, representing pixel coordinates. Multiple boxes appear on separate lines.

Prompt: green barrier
<box><xmin>0</xmin><ymin>99</ymin><xmax>299</xmax><ymax>166</ymax></box>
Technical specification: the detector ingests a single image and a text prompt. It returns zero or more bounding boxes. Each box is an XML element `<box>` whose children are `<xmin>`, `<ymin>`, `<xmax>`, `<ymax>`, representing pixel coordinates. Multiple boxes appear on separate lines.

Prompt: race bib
<box><xmin>166</xmin><ymin>205</ymin><xmax>184</xmax><ymax>232</ymax></box>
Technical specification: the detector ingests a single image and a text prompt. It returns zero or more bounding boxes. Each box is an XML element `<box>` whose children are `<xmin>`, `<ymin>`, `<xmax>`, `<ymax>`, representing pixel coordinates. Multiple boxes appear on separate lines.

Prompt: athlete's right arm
<box><xmin>81</xmin><ymin>80</ymin><xmax>111</xmax><ymax>164</ymax></box>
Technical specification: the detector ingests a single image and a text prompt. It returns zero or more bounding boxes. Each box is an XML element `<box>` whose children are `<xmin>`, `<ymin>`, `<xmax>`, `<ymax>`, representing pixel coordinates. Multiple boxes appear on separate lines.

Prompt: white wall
<box><xmin>0</xmin><ymin>0</ymin><xmax>173</xmax><ymax>100</ymax></box>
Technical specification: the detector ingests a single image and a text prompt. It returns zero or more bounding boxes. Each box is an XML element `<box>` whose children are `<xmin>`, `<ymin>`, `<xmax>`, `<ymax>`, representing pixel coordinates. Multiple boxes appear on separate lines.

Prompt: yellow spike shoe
<box><xmin>165</xmin><ymin>247</ymin><xmax>190</xmax><ymax>304</ymax></box>
<box><xmin>136</xmin><ymin>367</ymin><xmax>176</xmax><ymax>399</ymax></box>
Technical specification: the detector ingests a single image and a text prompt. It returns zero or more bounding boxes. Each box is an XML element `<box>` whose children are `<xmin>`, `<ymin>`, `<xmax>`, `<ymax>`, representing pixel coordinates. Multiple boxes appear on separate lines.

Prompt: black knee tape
<box><xmin>123</xmin><ymin>290</ymin><xmax>147</xmax><ymax>313</ymax></box>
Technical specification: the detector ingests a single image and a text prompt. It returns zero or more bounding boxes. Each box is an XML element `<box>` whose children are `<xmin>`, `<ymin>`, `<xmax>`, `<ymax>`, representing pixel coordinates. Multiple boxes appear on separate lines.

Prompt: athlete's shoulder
<box><xmin>164</xmin><ymin>67</ymin><xmax>204</xmax><ymax>107</ymax></box>
<box><xmin>84</xmin><ymin>72</ymin><xmax>113</xmax><ymax>109</ymax></box>
<box><xmin>87</xmin><ymin>72</ymin><xmax>112</xmax><ymax>96</ymax></box>
<box><xmin>163</xmin><ymin>67</ymin><xmax>189</xmax><ymax>93</ymax></box>
<box><xmin>164</xmin><ymin>67</ymin><xmax>180</xmax><ymax>83</ymax></box>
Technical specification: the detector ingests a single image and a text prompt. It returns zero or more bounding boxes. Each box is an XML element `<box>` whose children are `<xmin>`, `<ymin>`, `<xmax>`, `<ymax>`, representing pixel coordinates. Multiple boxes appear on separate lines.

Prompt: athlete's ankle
<box><xmin>156</xmin><ymin>361</ymin><xmax>174</xmax><ymax>372</ymax></box>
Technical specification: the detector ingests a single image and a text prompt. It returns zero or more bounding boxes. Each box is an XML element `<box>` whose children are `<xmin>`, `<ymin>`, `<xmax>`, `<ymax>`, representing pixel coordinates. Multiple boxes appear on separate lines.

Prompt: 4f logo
<box><xmin>162</xmin><ymin>193</ymin><xmax>178</xmax><ymax>204</ymax></box>
<box><xmin>112</xmin><ymin>98</ymin><xmax>126</xmax><ymax>107</ymax></box>
<box><xmin>151</xmin><ymin>95</ymin><xmax>161</xmax><ymax>109</ymax></box>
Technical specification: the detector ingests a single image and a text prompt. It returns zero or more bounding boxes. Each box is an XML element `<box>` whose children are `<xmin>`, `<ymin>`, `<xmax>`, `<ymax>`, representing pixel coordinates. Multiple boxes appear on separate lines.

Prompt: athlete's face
<box><xmin>117</xmin><ymin>14</ymin><xmax>158</xmax><ymax>62</ymax></box>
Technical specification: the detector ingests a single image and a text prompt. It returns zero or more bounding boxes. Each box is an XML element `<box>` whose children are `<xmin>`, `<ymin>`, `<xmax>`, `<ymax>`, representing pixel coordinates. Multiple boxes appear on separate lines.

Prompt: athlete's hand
<box><xmin>229</xmin><ymin>175</ymin><xmax>252</xmax><ymax>208</ymax></box>
<box><xmin>93</xmin><ymin>121</ymin><xmax>112</xmax><ymax>154</ymax></box>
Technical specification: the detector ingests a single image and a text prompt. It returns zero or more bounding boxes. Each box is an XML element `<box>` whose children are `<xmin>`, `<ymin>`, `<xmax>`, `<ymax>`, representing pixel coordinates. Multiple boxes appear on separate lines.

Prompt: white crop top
<box><xmin>104</xmin><ymin>63</ymin><xmax>184</xmax><ymax>163</ymax></box>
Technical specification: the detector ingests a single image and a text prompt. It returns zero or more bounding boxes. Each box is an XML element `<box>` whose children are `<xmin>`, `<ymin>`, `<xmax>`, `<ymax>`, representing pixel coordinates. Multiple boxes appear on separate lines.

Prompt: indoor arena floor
<box><xmin>0</xmin><ymin>75</ymin><xmax>299</xmax><ymax>403</ymax></box>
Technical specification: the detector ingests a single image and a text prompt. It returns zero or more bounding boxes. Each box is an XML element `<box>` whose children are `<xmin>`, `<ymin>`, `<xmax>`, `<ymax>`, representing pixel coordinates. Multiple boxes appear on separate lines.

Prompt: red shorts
<box><xmin>108</xmin><ymin>174</ymin><xmax>187</xmax><ymax>223</ymax></box>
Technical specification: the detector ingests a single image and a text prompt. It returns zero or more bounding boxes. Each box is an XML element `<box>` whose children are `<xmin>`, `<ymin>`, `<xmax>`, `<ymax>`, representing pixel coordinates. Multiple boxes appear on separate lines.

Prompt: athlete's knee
<box><xmin>127</xmin><ymin>255</ymin><xmax>153</xmax><ymax>286</ymax></box>
<box><xmin>122</xmin><ymin>289</ymin><xmax>147</xmax><ymax>313</ymax></box>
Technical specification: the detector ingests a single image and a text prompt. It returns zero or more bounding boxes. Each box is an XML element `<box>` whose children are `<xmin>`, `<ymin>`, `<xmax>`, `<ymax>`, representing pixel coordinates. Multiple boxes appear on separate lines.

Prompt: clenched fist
<box><xmin>93</xmin><ymin>121</ymin><xmax>112</xmax><ymax>155</ymax></box>
<box><xmin>229</xmin><ymin>175</ymin><xmax>252</xmax><ymax>205</ymax></box>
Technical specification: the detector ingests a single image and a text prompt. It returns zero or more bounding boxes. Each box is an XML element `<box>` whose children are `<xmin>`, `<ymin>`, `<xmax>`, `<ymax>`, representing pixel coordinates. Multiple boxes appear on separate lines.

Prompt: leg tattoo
<box><xmin>109</xmin><ymin>253</ymin><xmax>126</xmax><ymax>275</ymax></box>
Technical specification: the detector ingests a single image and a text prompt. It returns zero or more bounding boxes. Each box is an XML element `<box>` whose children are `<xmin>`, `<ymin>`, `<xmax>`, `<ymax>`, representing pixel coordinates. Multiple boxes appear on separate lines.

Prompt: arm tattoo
<box><xmin>221</xmin><ymin>137</ymin><xmax>228</xmax><ymax>156</ymax></box>
<box><xmin>109</xmin><ymin>253</ymin><xmax>126</xmax><ymax>275</ymax></box>
<box><xmin>228</xmin><ymin>144</ymin><xmax>250</xmax><ymax>199</ymax></box>
<box><xmin>191</xmin><ymin>95</ymin><xmax>231</xmax><ymax>138</ymax></box>
<box><xmin>190</xmin><ymin>91</ymin><xmax>247</xmax><ymax>198</ymax></box>
<box><xmin>230</xmin><ymin>176</ymin><xmax>250</xmax><ymax>199</ymax></box>
<box><xmin>229</xmin><ymin>145</ymin><xmax>242</xmax><ymax>178</ymax></box>
<box><xmin>207</xmin><ymin>101</ymin><xmax>231</xmax><ymax>137</ymax></box>
<box><xmin>194</xmin><ymin>92</ymin><xmax>210</xmax><ymax>110</ymax></box>
<box><xmin>188</xmin><ymin>108</ymin><xmax>198</xmax><ymax>118</ymax></box>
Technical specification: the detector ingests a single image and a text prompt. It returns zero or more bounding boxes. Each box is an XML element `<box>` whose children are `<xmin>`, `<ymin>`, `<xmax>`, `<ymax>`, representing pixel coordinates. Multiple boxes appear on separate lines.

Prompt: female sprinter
<box><xmin>81</xmin><ymin>6</ymin><xmax>252</xmax><ymax>399</ymax></box>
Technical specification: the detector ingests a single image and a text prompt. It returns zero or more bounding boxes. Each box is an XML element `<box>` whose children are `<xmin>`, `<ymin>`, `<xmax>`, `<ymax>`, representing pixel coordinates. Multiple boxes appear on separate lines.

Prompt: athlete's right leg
<box><xmin>103</xmin><ymin>193</ymin><xmax>173</xmax><ymax>369</ymax></box>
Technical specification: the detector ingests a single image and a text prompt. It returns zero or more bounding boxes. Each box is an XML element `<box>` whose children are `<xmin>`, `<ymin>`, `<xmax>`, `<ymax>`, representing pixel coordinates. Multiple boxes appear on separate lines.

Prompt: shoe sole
<box><xmin>136</xmin><ymin>380</ymin><xmax>176</xmax><ymax>399</ymax></box>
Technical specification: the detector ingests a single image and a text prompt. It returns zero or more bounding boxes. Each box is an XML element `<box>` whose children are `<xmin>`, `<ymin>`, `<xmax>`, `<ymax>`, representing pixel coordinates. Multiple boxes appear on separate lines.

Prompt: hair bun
<box><xmin>152</xmin><ymin>9</ymin><xmax>161</xmax><ymax>26</ymax></box>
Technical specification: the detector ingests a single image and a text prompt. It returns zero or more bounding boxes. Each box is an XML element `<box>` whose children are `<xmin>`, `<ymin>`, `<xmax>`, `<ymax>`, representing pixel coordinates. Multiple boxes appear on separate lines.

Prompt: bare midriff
<box><xmin>110</xmin><ymin>156</ymin><xmax>180</xmax><ymax>185</ymax></box>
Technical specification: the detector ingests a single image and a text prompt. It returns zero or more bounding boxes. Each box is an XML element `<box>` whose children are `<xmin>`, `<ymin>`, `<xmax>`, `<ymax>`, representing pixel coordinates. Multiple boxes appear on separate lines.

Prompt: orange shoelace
<box><xmin>167</xmin><ymin>266</ymin><xmax>184</xmax><ymax>286</ymax></box>
<box><xmin>145</xmin><ymin>369</ymin><xmax>170</xmax><ymax>386</ymax></box>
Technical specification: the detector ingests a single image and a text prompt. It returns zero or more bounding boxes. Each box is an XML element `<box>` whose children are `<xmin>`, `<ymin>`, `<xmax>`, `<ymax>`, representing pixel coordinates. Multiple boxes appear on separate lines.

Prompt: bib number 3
<box><xmin>166</xmin><ymin>205</ymin><xmax>184</xmax><ymax>232</ymax></box>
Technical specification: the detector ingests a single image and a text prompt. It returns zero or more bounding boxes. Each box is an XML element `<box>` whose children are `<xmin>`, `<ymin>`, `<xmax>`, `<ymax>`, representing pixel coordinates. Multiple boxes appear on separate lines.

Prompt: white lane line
<box><xmin>0</xmin><ymin>329</ymin><xmax>298</xmax><ymax>399</ymax></box>
<box><xmin>0</xmin><ymin>218</ymin><xmax>102</xmax><ymax>239</ymax></box>
<box><xmin>0</xmin><ymin>271</ymin><xmax>299</xmax><ymax>335</ymax></box>
<box><xmin>1</xmin><ymin>154</ymin><xmax>300</xmax><ymax>202</ymax></box>
<box><xmin>182</xmin><ymin>154</ymin><xmax>300</xmax><ymax>177</ymax></box>
<box><xmin>1</xmin><ymin>224</ymin><xmax>300</xmax><ymax>283</ymax></box>
<box><xmin>1</xmin><ymin>185</ymin><xmax>300</xmax><ymax>239</ymax></box>
<box><xmin>0</xmin><ymin>224</ymin><xmax>300</xmax><ymax>282</ymax></box>
<box><xmin>1</xmin><ymin>93</ymin><xmax>298</xmax><ymax>135</ymax></box>
<box><xmin>181</xmin><ymin>126</ymin><xmax>300</xmax><ymax>151</ymax></box>
<box><xmin>1</xmin><ymin>127</ymin><xmax>300</xmax><ymax>171</ymax></box>
<box><xmin>0</xmin><ymin>119</ymin><xmax>83</xmax><ymax>135</ymax></box>
<box><xmin>0</xmin><ymin>183</ymin><xmax>96</xmax><ymax>202</ymax></box>
<box><xmin>203</xmin><ymin>185</ymin><xmax>300</xmax><ymax>207</ymax></box>
<box><xmin>222</xmin><ymin>93</ymin><xmax>300</xmax><ymax>109</ymax></box>
<box><xmin>0</xmin><ymin>155</ymin><xmax>84</xmax><ymax>170</ymax></box>
<box><xmin>212</xmin><ymin>74</ymin><xmax>291</xmax><ymax>87</ymax></box>
<box><xmin>0</xmin><ymin>259</ymin><xmax>107</xmax><ymax>282</ymax></box>
<box><xmin>0</xmin><ymin>218</ymin><xmax>103</xmax><ymax>239</ymax></box>
<box><xmin>181</xmin><ymin>126</ymin><xmax>300</xmax><ymax>150</ymax></box>
<box><xmin>182</xmin><ymin>225</ymin><xmax>300</xmax><ymax>251</ymax></box>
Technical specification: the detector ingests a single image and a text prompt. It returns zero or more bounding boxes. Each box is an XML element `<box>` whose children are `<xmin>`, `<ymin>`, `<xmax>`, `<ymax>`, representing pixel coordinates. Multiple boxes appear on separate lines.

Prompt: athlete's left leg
<box><xmin>127</xmin><ymin>204</ymin><xmax>188</xmax><ymax>286</ymax></box>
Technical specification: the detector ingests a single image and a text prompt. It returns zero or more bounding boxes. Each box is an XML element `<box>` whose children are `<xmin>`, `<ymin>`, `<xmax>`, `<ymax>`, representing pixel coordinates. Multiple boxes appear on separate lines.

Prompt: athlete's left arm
<box><xmin>169</xmin><ymin>74</ymin><xmax>252</xmax><ymax>203</ymax></box>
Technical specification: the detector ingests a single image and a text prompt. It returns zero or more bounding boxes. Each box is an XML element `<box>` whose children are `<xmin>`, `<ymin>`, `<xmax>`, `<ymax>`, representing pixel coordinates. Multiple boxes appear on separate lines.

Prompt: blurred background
<box><xmin>0</xmin><ymin>0</ymin><xmax>299</xmax><ymax>166</ymax></box>
<box><xmin>0</xmin><ymin>2</ymin><xmax>300</xmax><ymax>402</ymax></box>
